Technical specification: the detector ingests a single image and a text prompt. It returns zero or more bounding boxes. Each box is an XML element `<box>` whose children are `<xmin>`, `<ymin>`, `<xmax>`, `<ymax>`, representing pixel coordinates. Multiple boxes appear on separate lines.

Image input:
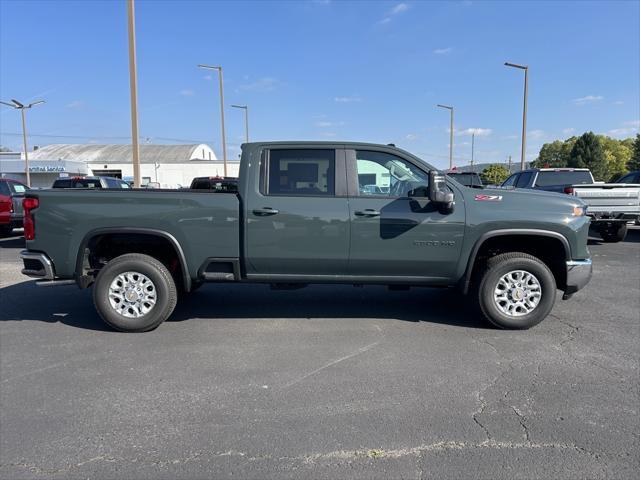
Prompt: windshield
<box><xmin>535</xmin><ymin>171</ymin><xmax>593</xmax><ymax>186</ymax></box>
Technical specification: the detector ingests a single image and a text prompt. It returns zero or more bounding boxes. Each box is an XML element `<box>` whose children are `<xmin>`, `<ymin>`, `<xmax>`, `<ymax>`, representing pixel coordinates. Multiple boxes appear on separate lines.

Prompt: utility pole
<box><xmin>505</xmin><ymin>62</ymin><xmax>529</xmax><ymax>171</ymax></box>
<box><xmin>198</xmin><ymin>64</ymin><xmax>228</xmax><ymax>176</ymax></box>
<box><xmin>508</xmin><ymin>155</ymin><xmax>512</xmax><ymax>173</ymax></box>
<box><xmin>231</xmin><ymin>104</ymin><xmax>249</xmax><ymax>144</ymax></box>
<box><xmin>437</xmin><ymin>104</ymin><xmax>454</xmax><ymax>169</ymax></box>
<box><xmin>0</xmin><ymin>99</ymin><xmax>45</xmax><ymax>187</ymax></box>
<box><xmin>127</xmin><ymin>0</ymin><xmax>141</xmax><ymax>187</ymax></box>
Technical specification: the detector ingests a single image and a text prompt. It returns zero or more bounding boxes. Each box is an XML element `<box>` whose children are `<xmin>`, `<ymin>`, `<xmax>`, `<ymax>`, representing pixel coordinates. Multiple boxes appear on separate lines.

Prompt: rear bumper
<box><xmin>565</xmin><ymin>259</ymin><xmax>592</xmax><ymax>295</ymax></box>
<box><xmin>20</xmin><ymin>250</ymin><xmax>55</xmax><ymax>280</ymax></box>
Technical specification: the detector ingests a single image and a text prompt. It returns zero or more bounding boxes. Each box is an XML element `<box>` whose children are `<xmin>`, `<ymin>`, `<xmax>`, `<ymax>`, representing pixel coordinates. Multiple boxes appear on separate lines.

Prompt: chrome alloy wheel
<box><xmin>108</xmin><ymin>271</ymin><xmax>157</xmax><ymax>318</ymax></box>
<box><xmin>493</xmin><ymin>270</ymin><xmax>542</xmax><ymax>317</ymax></box>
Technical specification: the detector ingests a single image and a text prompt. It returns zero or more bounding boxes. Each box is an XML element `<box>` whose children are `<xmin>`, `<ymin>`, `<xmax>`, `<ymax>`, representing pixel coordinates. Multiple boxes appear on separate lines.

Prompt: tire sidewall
<box><xmin>479</xmin><ymin>257</ymin><xmax>556</xmax><ymax>329</ymax></box>
<box><xmin>93</xmin><ymin>256</ymin><xmax>174</xmax><ymax>332</ymax></box>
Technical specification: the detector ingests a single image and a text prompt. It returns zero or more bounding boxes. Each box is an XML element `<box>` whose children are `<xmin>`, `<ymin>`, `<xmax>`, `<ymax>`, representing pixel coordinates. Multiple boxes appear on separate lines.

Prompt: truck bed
<box><xmin>27</xmin><ymin>189</ymin><xmax>240</xmax><ymax>279</ymax></box>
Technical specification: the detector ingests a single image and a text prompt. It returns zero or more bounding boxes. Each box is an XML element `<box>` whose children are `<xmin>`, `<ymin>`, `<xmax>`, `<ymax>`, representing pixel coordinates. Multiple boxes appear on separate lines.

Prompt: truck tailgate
<box><xmin>572</xmin><ymin>184</ymin><xmax>640</xmax><ymax>214</ymax></box>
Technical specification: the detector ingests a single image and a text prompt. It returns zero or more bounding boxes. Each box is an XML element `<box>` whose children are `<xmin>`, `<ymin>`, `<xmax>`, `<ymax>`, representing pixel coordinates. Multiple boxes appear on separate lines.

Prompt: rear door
<box><xmin>244</xmin><ymin>147</ymin><xmax>350</xmax><ymax>276</ymax></box>
<box><xmin>346</xmin><ymin>148</ymin><xmax>465</xmax><ymax>281</ymax></box>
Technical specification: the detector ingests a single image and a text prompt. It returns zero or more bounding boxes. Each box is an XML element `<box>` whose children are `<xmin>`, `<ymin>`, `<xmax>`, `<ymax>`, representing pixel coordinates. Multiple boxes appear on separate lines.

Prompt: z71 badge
<box><xmin>475</xmin><ymin>194</ymin><xmax>503</xmax><ymax>201</ymax></box>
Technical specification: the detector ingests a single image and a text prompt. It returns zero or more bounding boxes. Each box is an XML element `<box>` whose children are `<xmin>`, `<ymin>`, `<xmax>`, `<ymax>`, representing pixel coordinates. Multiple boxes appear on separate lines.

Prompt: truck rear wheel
<box><xmin>599</xmin><ymin>223</ymin><xmax>627</xmax><ymax>243</ymax></box>
<box><xmin>475</xmin><ymin>252</ymin><xmax>556</xmax><ymax>329</ymax></box>
<box><xmin>93</xmin><ymin>253</ymin><xmax>177</xmax><ymax>332</ymax></box>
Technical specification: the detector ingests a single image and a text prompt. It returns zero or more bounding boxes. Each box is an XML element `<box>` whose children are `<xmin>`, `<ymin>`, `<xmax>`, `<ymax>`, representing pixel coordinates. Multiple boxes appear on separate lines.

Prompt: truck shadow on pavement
<box><xmin>0</xmin><ymin>281</ymin><xmax>488</xmax><ymax>331</ymax></box>
<box><xmin>0</xmin><ymin>235</ymin><xmax>25</xmax><ymax>249</ymax></box>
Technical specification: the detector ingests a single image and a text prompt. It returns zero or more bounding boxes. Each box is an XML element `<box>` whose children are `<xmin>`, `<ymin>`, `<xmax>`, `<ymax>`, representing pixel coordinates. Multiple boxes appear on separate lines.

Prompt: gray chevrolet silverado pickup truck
<box><xmin>20</xmin><ymin>142</ymin><xmax>592</xmax><ymax>332</ymax></box>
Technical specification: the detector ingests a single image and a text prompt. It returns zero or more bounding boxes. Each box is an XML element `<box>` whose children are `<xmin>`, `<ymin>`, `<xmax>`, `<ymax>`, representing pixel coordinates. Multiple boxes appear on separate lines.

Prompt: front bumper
<box><xmin>565</xmin><ymin>259</ymin><xmax>592</xmax><ymax>295</ymax></box>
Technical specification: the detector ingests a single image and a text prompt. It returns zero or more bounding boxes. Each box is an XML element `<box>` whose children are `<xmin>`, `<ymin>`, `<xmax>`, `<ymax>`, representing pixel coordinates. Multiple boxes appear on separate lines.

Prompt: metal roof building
<box><xmin>28</xmin><ymin>143</ymin><xmax>218</xmax><ymax>163</ymax></box>
<box><xmin>22</xmin><ymin>143</ymin><xmax>238</xmax><ymax>188</ymax></box>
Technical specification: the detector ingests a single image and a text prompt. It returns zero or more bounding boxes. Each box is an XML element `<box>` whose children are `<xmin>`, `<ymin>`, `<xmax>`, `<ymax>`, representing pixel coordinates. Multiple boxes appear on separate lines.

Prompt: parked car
<box><xmin>0</xmin><ymin>178</ymin><xmax>28</xmax><ymax>236</ymax></box>
<box><xmin>616</xmin><ymin>170</ymin><xmax>640</xmax><ymax>184</ymax></box>
<box><xmin>190</xmin><ymin>176</ymin><xmax>238</xmax><ymax>193</ymax></box>
<box><xmin>447</xmin><ymin>171</ymin><xmax>483</xmax><ymax>188</ymax></box>
<box><xmin>20</xmin><ymin>141</ymin><xmax>592</xmax><ymax>332</ymax></box>
<box><xmin>500</xmin><ymin>168</ymin><xmax>594</xmax><ymax>194</ymax></box>
<box><xmin>52</xmin><ymin>176</ymin><xmax>130</xmax><ymax>189</ymax></box>
<box><xmin>570</xmin><ymin>172</ymin><xmax>640</xmax><ymax>242</ymax></box>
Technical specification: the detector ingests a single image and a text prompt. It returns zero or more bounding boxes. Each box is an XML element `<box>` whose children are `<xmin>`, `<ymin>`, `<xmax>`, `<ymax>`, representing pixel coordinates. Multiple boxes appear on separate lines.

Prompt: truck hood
<box><xmin>469</xmin><ymin>186</ymin><xmax>587</xmax><ymax>209</ymax></box>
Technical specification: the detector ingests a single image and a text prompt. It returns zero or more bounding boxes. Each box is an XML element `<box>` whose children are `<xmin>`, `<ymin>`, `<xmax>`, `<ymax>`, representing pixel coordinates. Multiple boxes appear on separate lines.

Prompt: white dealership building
<box><xmin>1</xmin><ymin>144</ymin><xmax>239</xmax><ymax>188</ymax></box>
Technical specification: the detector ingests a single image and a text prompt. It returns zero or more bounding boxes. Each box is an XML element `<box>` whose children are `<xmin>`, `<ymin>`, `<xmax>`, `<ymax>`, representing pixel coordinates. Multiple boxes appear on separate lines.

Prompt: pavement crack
<box><xmin>511</xmin><ymin>406</ymin><xmax>531</xmax><ymax>442</ymax></box>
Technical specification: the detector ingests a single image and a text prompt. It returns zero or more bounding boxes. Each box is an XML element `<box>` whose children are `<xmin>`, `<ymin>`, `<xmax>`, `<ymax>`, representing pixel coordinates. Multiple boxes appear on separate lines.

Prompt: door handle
<box><xmin>354</xmin><ymin>209</ymin><xmax>381</xmax><ymax>217</ymax></box>
<box><xmin>252</xmin><ymin>207</ymin><xmax>279</xmax><ymax>216</ymax></box>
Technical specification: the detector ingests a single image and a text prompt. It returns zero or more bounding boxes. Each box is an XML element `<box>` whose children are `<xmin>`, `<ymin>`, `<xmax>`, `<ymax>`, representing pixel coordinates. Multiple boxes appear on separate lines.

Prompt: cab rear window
<box><xmin>535</xmin><ymin>171</ymin><xmax>593</xmax><ymax>186</ymax></box>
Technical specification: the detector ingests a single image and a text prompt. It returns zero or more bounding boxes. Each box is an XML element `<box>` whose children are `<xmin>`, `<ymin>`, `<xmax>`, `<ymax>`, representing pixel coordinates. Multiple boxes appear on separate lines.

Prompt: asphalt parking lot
<box><xmin>0</xmin><ymin>229</ymin><xmax>638</xmax><ymax>479</ymax></box>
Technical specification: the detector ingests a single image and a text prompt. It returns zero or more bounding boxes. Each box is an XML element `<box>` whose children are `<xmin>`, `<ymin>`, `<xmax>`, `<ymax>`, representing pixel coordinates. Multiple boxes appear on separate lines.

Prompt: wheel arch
<box><xmin>75</xmin><ymin>227</ymin><xmax>191</xmax><ymax>291</ymax></box>
<box><xmin>462</xmin><ymin>229</ymin><xmax>571</xmax><ymax>294</ymax></box>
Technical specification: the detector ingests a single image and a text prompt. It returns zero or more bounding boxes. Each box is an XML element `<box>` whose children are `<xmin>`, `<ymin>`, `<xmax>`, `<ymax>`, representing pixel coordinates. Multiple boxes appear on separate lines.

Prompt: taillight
<box><xmin>564</xmin><ymin>186</ymin><xmax>574</xmax><ymax>194</ymax></box>
<box><xmin>23</xmin><ymin>197</ymin><xmax>39</xmax><ymax>240</ymax></box>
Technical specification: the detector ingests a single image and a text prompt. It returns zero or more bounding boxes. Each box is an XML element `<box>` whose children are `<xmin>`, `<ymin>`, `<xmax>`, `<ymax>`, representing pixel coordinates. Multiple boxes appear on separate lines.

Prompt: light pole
<box><xmin>127</xmin><ymin>0</ymin><xmax>141</xmax><ymax>187</ymax></box>
<box><xmin>0</xmin><ymin>99</ymin><xmax>45</xmax><ymax>187</ymax></box>
<box><xmin>505</xmin><ymin>62</ymin><xmax>528</xmax><ymax>171</ymax></box>
<box><xmin>437</xmin><ymin>104</ymin><xmax>454</xmax><ymax>169</ymax></box>
<box><xmin>198</xmin><ymin>64</ymin><xmax>227</xmax><ymax>176</ymax></box>
<box><xmin>231</xmin><ymin>104</ymin><xmax>249</xmax><ymax>144</ymax></box>
<box><xmin>471</xmin><ymin>131</ymin><xmax>475</xmax><ymax>171</ymax></box>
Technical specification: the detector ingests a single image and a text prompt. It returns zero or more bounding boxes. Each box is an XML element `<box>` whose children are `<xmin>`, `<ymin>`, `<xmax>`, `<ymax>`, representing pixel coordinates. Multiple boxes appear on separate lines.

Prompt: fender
<box><xmin>75</xmin><ymin>227</ymin><xmax>191</xmax><ymax>291</ymax></box>
<box><xmin>461</xmin><ymin>228</ymin><xmax>571</xmax><ymax>294</ymax></box>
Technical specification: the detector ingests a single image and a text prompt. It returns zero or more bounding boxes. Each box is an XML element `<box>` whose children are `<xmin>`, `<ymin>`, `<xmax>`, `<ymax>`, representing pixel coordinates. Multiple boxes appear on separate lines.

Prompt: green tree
<box><xmin>568</xmin><ymin>132</ymin><xmax>607</xmax><ymax>180</ymax></box>
<box><xmin>628</xmin><ymin>134</ymin><xmax>640</xmax><ymax>171</ymax></box>
<box><xmin>597</xmin><ymin>135</ymin><xmax>631</xmax><ymax>181</ymax></box>
<box><xmin>481</xmin><ymin>164</ymin><xmax>510</xmax><ymax>185</ymax></box>
<box><xmin>532</xmin><ymin>137</ymin><xmax>577</xmax><ymax>168</ymax></box>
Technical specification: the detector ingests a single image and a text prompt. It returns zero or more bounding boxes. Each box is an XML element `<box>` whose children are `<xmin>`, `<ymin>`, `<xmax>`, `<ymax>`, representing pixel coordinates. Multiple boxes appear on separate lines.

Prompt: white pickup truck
<box><xmin>571</xmin><ymin>170</ymin><xmax>640</xmax><ymax>242</ymax></box>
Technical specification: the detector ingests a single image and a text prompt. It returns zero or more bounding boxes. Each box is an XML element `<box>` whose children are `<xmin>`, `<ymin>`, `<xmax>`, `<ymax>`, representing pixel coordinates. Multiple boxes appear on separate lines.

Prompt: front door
<box><xmin>347</xmin><ymin>149</ymin><xmax>465</xmax><ymax>281</ymax></box>
<box><xmin>245</xmin><ymin>147</ymin><xmax>350</xmax><ymax>276</ymax></box>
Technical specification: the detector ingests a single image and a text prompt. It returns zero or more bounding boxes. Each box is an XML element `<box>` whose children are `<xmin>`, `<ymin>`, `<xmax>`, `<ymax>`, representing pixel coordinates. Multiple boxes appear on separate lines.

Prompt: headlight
<box><xmin>572</xmin><ymin>205</ymin><xmax>587</xmax><ymax>216</ymax></box>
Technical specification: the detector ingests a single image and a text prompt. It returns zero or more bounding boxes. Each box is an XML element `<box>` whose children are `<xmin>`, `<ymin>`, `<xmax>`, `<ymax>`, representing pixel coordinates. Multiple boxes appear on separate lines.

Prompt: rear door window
<box><xmin>535</xmin><ymin>171</ymin><xmax>593</xmax><ymax>186</ymax></box>
<box><xmin>266</xmin><ymin>149</ymin><xmax>335</xmax><ymax>196</ymax></box>
<box><xmin>0</xmin><ymin>182</ymin><xmax>10</xmax><ymax>196</ymax></box>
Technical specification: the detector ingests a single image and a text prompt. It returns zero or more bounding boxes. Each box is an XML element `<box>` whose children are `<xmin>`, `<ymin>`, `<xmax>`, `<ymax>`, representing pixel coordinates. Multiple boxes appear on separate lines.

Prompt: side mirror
<box><xmin>428</xmin><ymin>171</ymin><xmax>455</xmax><ymax>214</ymax></box>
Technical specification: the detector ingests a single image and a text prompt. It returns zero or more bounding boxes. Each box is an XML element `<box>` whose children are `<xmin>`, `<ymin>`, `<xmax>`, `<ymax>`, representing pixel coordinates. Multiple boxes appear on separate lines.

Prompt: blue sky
<box><xmin>1</xmin><ymin>0</ymin><xmax>638</xmax><ymax>169</ymax></box>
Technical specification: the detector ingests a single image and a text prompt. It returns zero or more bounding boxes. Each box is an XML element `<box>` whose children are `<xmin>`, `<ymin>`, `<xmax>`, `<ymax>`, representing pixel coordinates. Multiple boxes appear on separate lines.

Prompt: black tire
<box><xmin>92</xmin><ymin>253</ymin><xmax>177</xmax><ymax>332</ymax></box>
<box><xmin>600</xmin><ymin>223</ymin><xmax>627</xmax><ymax>243</ymax></box>
<box><xmin>475</xmin><ymin>252</ymin><xmax>556</xmax><ymax>330</ymax></box>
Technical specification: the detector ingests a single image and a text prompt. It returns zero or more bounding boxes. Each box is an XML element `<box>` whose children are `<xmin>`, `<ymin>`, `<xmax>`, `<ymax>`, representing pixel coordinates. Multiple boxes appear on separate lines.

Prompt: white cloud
<box><xmin>391</xmin><ymin>3</ymin><xmax>409</xmax><ymax>14</ymax></box>
<box><xmin>562</xmin><ymin>127</ymin><xmax>576</xmax><ymax>135</ymax></box>
<box><xmin>433</xmin><ymin>47</ymin><xmax>453</xmax><ymax>55</ymax></box>
<box><xmin>377</xmin><ymin>2</ymin><xmax>409</xmax><ymax>25</ymax></box>
<box><xmin>503</xmin><ymin>134</ymin><xmax>519</xmax><ymax>140</ymax></box>
<box><xmin>572</xmin><ymin>95</ymin><xmax>603</xmax><ymax>105</ymax></box>
<box><xmin>179</xmin><ymin>89</ymin><xmax>194</xmax><ymax>96</ymax></box>
<box><xmin>405</xmin><ymin>133</ymin><xmax>419</xmax><ymax>140</ymax></box>
<box><xmin>607</xmin><ymin>120</ymin><xmax>640</xmax><ymax>137</ymax></box>
<box><xmin>457</xmin><ymin>127</ymin><xmax>492</xmax><ymax>137</ymax></box>
<box><xmin>315</xmin><ymin>120</ymin><xmax>345</xmax><ymax>128</ymax></box>
<box><xmin>320</xmin><ymin>132</ymin><xmax>337</xmax><ymax>138</ymax></box>
<box><xmin>613</xmin><ymin>100</ymin><xmax>624</xmax><ymax>105</ymax></box>
<box><xmin>238</xmin><ymin>77</ymin><xmax>281</xmax><ymax>92</ymax></box>
<box><xmin>203</xmin><ymin>75</ymin><xmax>213</xmax><ymax>81</ymax></box>
<box><xmin>334</xmin><ymin>95</ymin><xmax>362</xmax><ymax>103</ymax></box>
<box><xmin>65</xmin><ymin>100</ymin><xmax>85</xmax><ymax>109</ymax></box>
<box><xmin>528</xmin><ymin>129</ymin><xmax>545</xmax><ymax>139</ymax></box>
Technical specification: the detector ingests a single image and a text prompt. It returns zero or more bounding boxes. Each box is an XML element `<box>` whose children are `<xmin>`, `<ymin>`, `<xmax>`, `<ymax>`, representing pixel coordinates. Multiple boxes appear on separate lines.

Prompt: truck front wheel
<box><xmin>93</xmin><ymin>253</ymin><xmax>177</xmax><ymax>332</ymax></box>
<box><xmin>475</xmin><ymin>252</ymin><xmax>556</xmax><ymax>329</ymax></box>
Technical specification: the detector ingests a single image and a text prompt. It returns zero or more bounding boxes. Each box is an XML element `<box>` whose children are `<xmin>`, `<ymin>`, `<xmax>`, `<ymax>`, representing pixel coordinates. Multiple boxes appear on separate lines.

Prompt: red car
<box><xmin>0</xmin><ymin>178</ymin><xmax>28</xmax><ymax>236</ymax></box>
